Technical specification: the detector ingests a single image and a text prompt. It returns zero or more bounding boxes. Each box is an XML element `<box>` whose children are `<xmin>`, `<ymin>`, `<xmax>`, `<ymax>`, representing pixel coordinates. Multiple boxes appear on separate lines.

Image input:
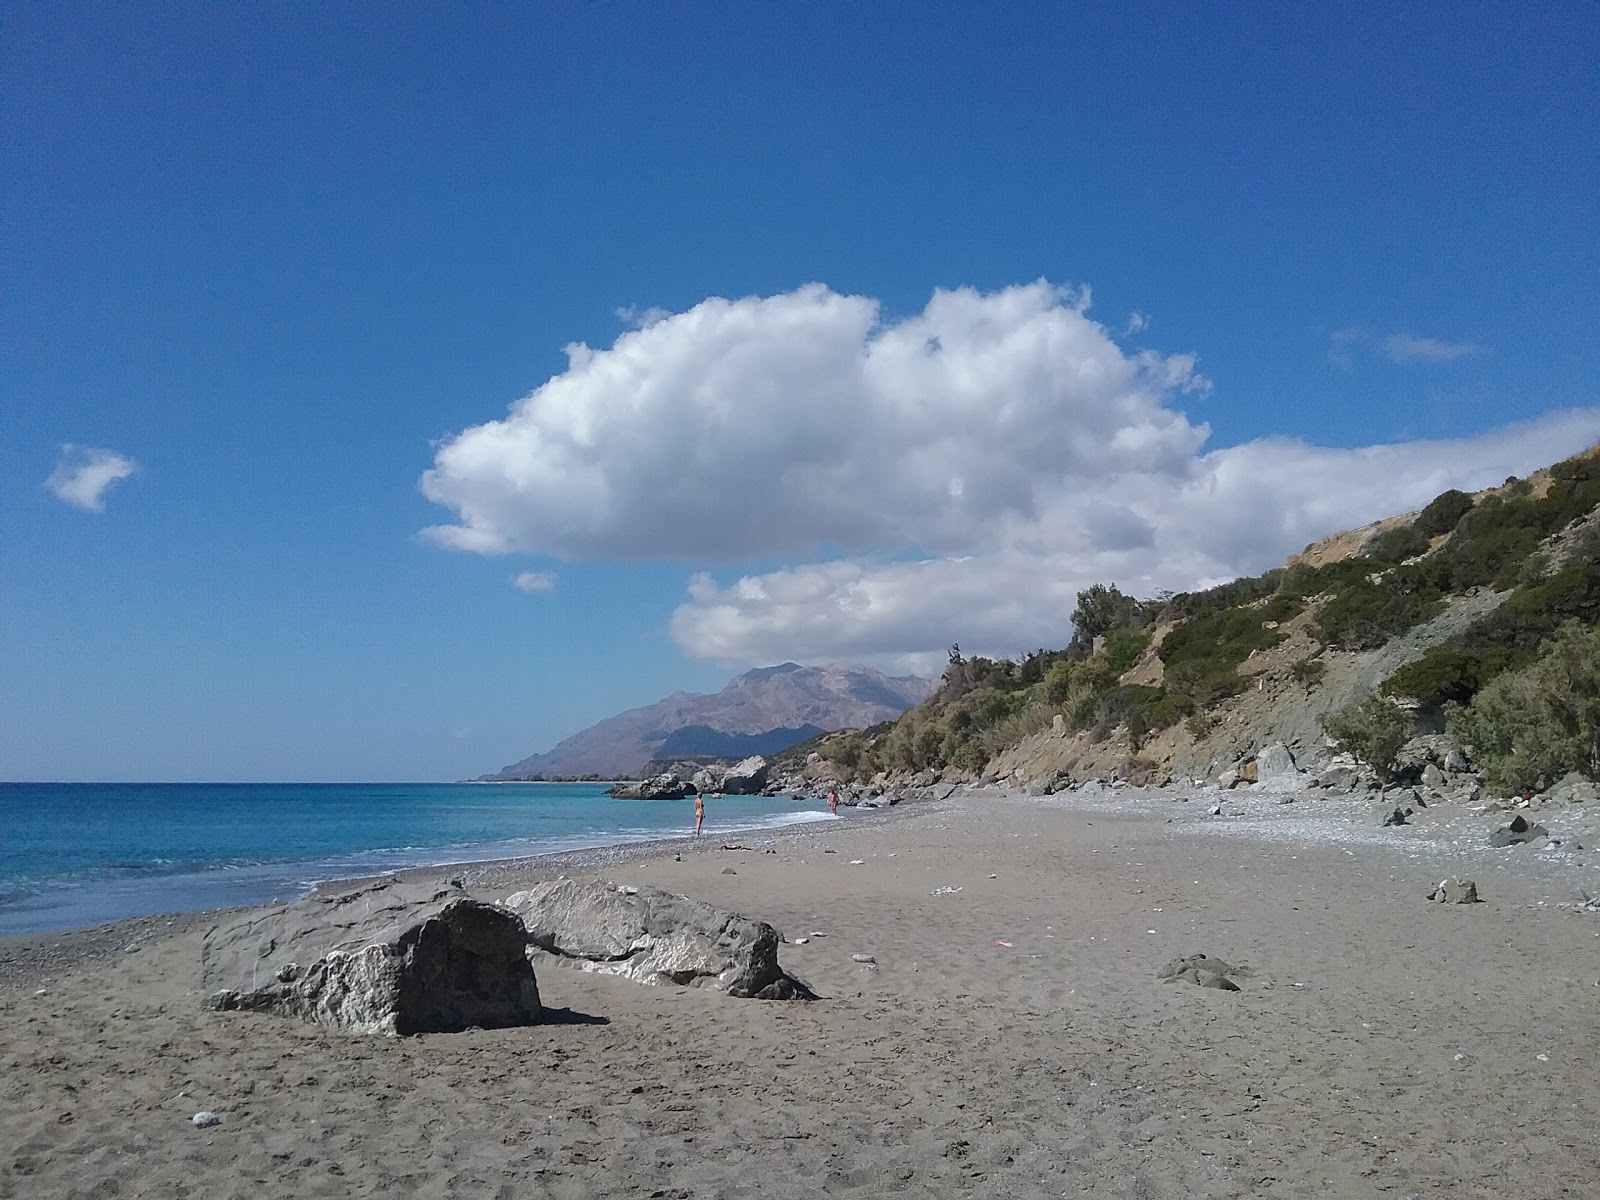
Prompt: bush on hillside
<box><xmin>1320</xmin><ymin>693</ymin><xmax>1412</xmax><ymax>782</ymax></box>
<box><xmin>1448</xmin><ymin>621</ymin><xmax>1600</xmax><ymax>793</ymax></box>
<box><xmin>1414</xmin><ymin>489</ymin><xmax>1475</xmax><ymax>536</ymax></box>
<box><xmin>1315</xmin><ymin>580</ymin><xmax>1442</xmax><ymax>650</ymax></box>
<box><xmin>1365</xmin><ymin>523</ymin><xmax>1431</xmax><ymax>566</ymax></box>
<box><xmin>1384</xmin><ymin>544</ymin><xmax>1600</xmax><ymax>706</ymax></box>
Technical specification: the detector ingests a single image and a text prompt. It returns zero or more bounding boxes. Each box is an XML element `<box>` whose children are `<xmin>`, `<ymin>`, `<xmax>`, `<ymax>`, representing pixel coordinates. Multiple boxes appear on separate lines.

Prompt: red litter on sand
<box><xmin>996</xmin><ymin>940</ymin><xmax>1014</xmax><ymax>948</ymax></box>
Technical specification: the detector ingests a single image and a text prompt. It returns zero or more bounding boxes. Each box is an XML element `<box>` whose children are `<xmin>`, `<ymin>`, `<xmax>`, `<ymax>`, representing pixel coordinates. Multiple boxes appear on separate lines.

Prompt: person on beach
<box><xmin>694</xmin><ymin>791</ymin><xmax>705</xmax><ymax>837</ymax></box>
<box><xmin>828</xmin><ymin>787</ymin><xmax>839</xmax><ymax>816</ymax></box>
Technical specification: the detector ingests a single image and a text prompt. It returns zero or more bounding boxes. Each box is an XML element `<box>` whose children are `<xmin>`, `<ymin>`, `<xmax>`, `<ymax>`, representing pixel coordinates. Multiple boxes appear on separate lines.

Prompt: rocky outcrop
<box><xmin>502</xmin><ymin>879</ymin><xmax>813</xmax><ymax>1000</ymax></box>
<box><xmin>718</xmin><ymin>755</ymin><xmax>770</xmax><ymax>795</ymax></box>
<box><xmin>200</xmin><ymin>878</ymin><xmax>541</xmax><ymax>1036</ymax></box>
<box><xmin>607</xmin><ymin>773</ymin><xmax>695</xmax><ymax>800</ymax></box>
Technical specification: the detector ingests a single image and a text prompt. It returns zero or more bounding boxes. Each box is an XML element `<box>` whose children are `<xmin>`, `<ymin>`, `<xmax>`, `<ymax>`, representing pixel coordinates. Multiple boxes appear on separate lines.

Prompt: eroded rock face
<box><xmin>502</xmin><ymin>879</ymin><xmax>813</xmax><ymax>1000</ymax></box>
<box><xmin>200</xmin><ymin>878</ymin><xmax>541</xmax><ymax>1036</ymax></box>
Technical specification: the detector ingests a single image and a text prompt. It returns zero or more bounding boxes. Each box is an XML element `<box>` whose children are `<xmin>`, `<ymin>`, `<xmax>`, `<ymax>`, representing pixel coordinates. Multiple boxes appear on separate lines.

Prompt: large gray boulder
<box><xmin>502</xmin><ymin>879</ymin><xmax>813</xmax><ymax>1000</ymax></box>
<box><xmin>200</xmin><ymin>878</ymin><xmax>541</xmax><ymax>1035</ymax></box>
<box><xmin>719</xmin><ymin>756</ymin><xmax>770</xmax><ymax>795</ymax></box>
<box><xmin>1254</xmin><ymin>742</ymin><xmax>1303</xmax><ymax>788</ymax></box>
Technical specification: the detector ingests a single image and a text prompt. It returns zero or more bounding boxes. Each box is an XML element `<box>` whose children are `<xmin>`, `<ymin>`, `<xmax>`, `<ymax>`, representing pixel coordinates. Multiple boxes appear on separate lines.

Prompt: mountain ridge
<box><xmin>484</xmin><ymin>663</ymin><xmax>934</xmax><ymax>779</ymax></box>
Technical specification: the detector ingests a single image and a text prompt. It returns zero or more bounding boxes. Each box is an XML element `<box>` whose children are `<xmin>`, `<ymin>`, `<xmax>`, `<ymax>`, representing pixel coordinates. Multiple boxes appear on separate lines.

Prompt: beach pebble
<box><xmin>851</xmin><ymin>953</ymin><xmax>875</xmax><ymax>964</ymax></box>
<box><xmin>794</xmin><ymin>937</ymin><xmax>809</xmax><ymax>945</ymax></box>
<box><xmin>721</xmin><ymin>867</ymin><xmax>737</xmax><ymax>875</ymax></box>
<box><xmin>810</xmin><ymin>931</ymin><xmax>827</xmax><ymax>938</ymax></box>
<box><xmin>849</xmin><ymin>859</ymin><xmax>865</xmax><ymax>865</ymax></box>
<box><xmin>192</xmin><ymin>1111</ymin><xmax>221</xmax><ymax>1128</ymax></box>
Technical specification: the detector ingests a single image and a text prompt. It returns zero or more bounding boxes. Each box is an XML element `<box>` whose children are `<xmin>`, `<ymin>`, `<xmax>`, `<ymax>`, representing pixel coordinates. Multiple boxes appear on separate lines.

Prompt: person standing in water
<box><xmin>828</xmin><ymin>787</ymin><xmax>839</xmax><ymax>816</ymax></box>
<box><xmin>694</xmin><ymin>791</ymin><xmax>705</xmax><ymax>837</ymax></box>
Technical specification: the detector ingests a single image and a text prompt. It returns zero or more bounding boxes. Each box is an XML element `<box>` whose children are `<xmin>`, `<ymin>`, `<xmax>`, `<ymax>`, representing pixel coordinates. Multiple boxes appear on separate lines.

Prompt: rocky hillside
<box><xmin>484</xmin><ymin>663</ymin><xmax>935</xmax><ymax>780</ymax></box>
<box><xmin>814</xmin><ymin>444</ymin><xmax>1600</xmax><ymax>795</ymax></box>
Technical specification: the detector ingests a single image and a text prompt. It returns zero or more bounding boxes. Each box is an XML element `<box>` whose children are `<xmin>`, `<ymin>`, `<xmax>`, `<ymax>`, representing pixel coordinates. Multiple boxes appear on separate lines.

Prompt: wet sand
<box><xmin>3</xmin><ymin>785</ymin><xmax>1598</xmax><ymax>1198</ymax></box>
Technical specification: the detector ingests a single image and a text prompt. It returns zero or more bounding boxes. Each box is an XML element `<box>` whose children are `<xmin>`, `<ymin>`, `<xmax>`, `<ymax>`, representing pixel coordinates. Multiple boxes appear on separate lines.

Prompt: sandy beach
<box><xmin>3</xmin><ymin>785</ymin><xmax>1599</xmax><ymax>1199</ymax></box>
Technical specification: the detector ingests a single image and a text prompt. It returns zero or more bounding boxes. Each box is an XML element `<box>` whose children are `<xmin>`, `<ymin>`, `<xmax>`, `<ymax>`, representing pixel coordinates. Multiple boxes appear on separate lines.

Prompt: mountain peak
<box><xmin>485</xmin><ymin>663</ymin><xmax>934</xmax><ymax>780</ymax></box>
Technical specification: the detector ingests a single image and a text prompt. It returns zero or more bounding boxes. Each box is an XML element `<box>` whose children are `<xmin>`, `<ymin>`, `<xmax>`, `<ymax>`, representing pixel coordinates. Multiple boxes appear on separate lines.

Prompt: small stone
<box><xmin>851</xmin><ymin>954</ymin><xmax>876</xmax><ymax>964</ymax></box>
<box><xmin>720</xmin><ymin>867</ymin><xmax>737</xmax><ymax>875</ymax></box>
<box><xmin>793</xmin><ymin>937</ymin><xmax>809</xmax><ymax>945</ymax></box>
<box><xmin>848</xmin><ymin>859</ymin><xmax>865</xmax><ymax>865</ymax></box>
<box><xmin>1427</xmin><ymin>878</ymin><xmax>1480</xmax><ymax>904</ymax></box>
<box><xmin>192</xmin><ymin>1112</ymin><xmax>221</xmax><ymax>1128</ymax></box>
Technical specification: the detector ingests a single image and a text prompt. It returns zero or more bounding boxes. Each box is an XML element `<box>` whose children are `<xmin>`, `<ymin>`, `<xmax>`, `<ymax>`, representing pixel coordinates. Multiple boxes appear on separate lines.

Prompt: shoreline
<box><xmin>4</xmin><ymin>782</ymin><xmax>1600</xmax><ymax>1196</ymax></box>
<box><xmin>0</xmin><ymin>796</ymin><xmax>907</xmax><ymax>995</ymax></box>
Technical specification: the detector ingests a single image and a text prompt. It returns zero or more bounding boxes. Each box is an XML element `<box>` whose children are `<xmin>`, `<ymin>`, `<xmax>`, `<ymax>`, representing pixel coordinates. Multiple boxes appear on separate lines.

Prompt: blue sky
<box><xmin>3</xmin><ymin>2</ymin><xmax>1597</xmax><ymax>781</ymax></box>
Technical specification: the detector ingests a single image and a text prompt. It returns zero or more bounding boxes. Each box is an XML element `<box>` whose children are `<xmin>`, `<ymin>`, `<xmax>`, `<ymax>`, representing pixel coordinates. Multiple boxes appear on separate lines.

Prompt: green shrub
<box><xmin>1289</xmin><ymin>658</ymin><xmax>1326</xmax><ymax>687</ymax></box>
<box><xmin>1414</xmin><ymin>489</ymin><xmax>1475</xmax><ymax>536</ymax></box>
<box><xmin>1321</xmin><ymin>693</ymin><xmax>1413</xmax><ymax>782</ymax></box>
<box><xmin>1365</xmin><ymin>523</ymin><xmax>1431</xmax><ymax>565</ymax></box>
<box><xmin>1383</xmin><ymin>645</ymin><xmax>1506</xmax><ymax>706</ymax></box>
<box><xmin>1103</xmin><ymin>629</ymin><xmax>1151</xmax><ymax>674</ymax></box>
<box><xmin>1449</xmin><ymin>622</ymin><xmax>1600</xmax><ymax>792</ymax></box>
<box><xmin>1316</xmin><ymin>580</ymin><xmax>1443</xmax><ymax>650</ymax></box>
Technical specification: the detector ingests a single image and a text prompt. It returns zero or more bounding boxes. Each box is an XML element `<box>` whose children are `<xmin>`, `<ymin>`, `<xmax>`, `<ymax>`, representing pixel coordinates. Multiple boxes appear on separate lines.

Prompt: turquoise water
<box><xmin>0</xmin><ymin>782</ymin><xmax>835</xmax><ymax>938</ymax></box>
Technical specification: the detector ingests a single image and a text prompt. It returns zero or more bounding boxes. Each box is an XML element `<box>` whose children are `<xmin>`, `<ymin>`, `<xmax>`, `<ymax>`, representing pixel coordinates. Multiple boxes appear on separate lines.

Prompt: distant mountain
<box><xmin>484</xmin><ymin>663</ymin><xmax>935</xmax><ymax>779</ymax></box>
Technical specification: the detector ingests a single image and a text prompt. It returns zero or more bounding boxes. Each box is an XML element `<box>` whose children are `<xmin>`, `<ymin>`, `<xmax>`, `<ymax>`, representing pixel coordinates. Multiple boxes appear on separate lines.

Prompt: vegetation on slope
<box><xmin>819</xmin><ymin>446</ymin><xmax>1600</xmax><ymax>790</ymax></box>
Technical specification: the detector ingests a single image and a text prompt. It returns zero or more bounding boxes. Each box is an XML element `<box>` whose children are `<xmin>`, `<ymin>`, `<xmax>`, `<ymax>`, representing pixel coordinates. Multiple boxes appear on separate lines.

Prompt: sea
<box><xmin>0</xmin><ymin>781</ymin><xmax>836</xmax><ymax>940</ymax></box>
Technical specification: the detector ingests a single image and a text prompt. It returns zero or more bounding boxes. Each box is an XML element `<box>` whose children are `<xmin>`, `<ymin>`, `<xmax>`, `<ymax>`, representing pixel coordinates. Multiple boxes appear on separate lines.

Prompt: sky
<box><xmin>2</xmin><ymin>2</ymin><xmax>1597</xmax><ymax>782</ymax></box>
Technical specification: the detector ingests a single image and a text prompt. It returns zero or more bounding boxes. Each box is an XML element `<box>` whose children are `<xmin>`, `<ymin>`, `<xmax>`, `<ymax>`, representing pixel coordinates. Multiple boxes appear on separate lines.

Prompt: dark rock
<box><xmin>200</xmin><ymin>878</ymin><xmax>540</xmax><ymax>1035</ymax></box>
<box><xmin>1380</xmin><ymin>806</ymin><xmax>1410</xmax><ymax>827</ymax></box>
<box><xmin>1488</xmin><ymin>816</ymin><xmax>1550</xmax><ymax>847</ymax></box>
<box><xmin>607</xmin><ymin>773</ymin><xmax>694</xmax><ymax>800</ymax></box>
<box><xmin>1025</xmin><ymin>770</ymin><xmax>1070</xmax><ymax>797</ymax></box>
<box><xmin>721</xmin><ymin>867</ymin><xmax>737</xmax><ymax>875</ymax></box>
<box><xmin>1158</xmin><ymin>953</ymin><xmax>1242</xmax><ymax>991</ymax></box>
<box><xmin>502</xmin><ymin>879</ymin><xmax>813</xmax><ymax>1000</ymax></box>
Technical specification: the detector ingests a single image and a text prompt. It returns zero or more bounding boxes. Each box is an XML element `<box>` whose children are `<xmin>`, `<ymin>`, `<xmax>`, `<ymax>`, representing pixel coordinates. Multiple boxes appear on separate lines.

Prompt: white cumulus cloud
<box><xmin>419</xmin><ymin>282</ymin><xmax>1600</xmax><ymax>671</ymax></box>
<box><xmin>510</xmin><ymin>570</ymin><xmax>558</xmax><ymax>594</ymax></box>
<box><xmin>669</xmin><ymin>410</ymin><xmax>1600</xmax><ymax>670</ymax></box>
<box><xmin>45</xmin><ymin>445</ymin><xmax>139</xmax><ymax>512</ymax></box>
<box><xmin>421</xmin><ymin>281</ymin><xmax>1211</xmax><ymax>561</ymax></box>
